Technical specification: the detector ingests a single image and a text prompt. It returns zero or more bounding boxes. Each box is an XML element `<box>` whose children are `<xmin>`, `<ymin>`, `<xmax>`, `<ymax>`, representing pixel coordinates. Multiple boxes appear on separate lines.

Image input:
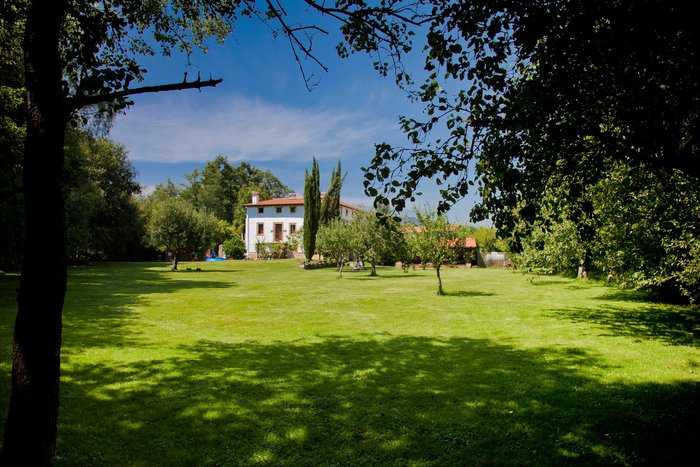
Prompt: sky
<box><xmin>109</xmin><ymin>8</ymin><xmax>486</xmax><ymax>224</ymax></box>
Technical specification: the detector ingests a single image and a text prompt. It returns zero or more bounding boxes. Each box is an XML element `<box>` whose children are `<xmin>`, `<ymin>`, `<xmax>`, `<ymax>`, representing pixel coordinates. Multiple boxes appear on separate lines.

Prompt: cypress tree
<box><xmin>320</xmin><ymin>160</ymin><xmax>346</xmax><ymax>225</ymax></box>
<box><xmin>303</xmin><ymin>158</ymin><xmax>321</xmax><ymax>260</ymax></box>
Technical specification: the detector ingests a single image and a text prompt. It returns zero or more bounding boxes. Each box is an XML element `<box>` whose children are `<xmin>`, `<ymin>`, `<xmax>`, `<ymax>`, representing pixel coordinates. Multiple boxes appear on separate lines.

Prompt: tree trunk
<box><xmin>436</xmin><ymin>265</ymin><xmax>444</xmax><ymax>295</ymax></box>
<box><xmin>337</xmin><ymin>260</ymin><xmax>343</xmax><ymax>277</ymax></box>
<box><xmin>577</xmin><ymin>249</ymin><xmax>590</xmax><ymax>279</ymax></box>
<box><xmin>1</xmin><ymin>1</ymin><xmax>68</xmax><ymax>465</ymax></box>
<box><xmin>370</xmin><ymin>262</ymin><xmax>377</xmax><ymax>276</ymax></box>
<box><xmin>172</xmin><ymin>253</ymin><xmax>179</xmax><ymax>271</ymax></box>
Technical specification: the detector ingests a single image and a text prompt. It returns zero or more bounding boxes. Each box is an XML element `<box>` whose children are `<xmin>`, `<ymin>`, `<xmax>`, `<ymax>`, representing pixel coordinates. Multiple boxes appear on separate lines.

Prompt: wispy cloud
<box><xmin>111</xmin><ymin>94</ymin><xmax>394</xmax><ymax>163</ymax></box>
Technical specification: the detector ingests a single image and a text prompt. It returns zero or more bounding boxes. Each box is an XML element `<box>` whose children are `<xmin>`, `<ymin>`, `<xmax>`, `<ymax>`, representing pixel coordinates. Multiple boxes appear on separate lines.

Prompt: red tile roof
<box><xmin>243</xmin><ymin>197</ymin><xmax>304</xmax><ymax>207</ymax></box>
<box><xmin>448</xmin><ymin>237</ymin><xmax>478</xmax><ymax>248</ymax></box>
<box><xmin>402</xmin><ymin>226</ymin><xmax>477</xmax><ymax>248</ymax></box>
<box><xmin>244</xmin><ymin>196</ymin><xmax>362</xmax><ymax>211</ymax></box>
<box><xmin>339</xmin><ymin>200</ymin><xmax>362</xmax><ymax>211</ymax></box>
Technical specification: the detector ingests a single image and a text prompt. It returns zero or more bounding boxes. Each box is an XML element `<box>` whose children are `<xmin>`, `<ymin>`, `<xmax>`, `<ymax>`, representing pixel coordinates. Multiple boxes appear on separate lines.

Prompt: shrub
<box><xmin>255</xmin><ymin>242</ymin><xmax>288</xmax><ymax>260</ymax></box>
<box><xmin>223</xmin><ymin>237</ymin><xmax>246</xmax><ymax>259</ymax></box>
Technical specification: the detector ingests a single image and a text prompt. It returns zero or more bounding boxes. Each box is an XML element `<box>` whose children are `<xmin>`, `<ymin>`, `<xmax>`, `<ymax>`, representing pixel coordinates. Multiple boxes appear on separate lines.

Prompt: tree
<box><xmin>138</xmin><ymin>180</ymin><xmax>181</xmax><ymax>217</ymax></box>
<box><xmin>180</xmin><ymin>156</ymin><xmax>238</xmax><ymax>223</ymax></box>
<box><xmin>349</xmin><ymin>210</ymin><xmax>404</xmax><ymax>276</ymax></box>
<box><xmin>512</xmin><ymin>220</ymin><xmax>585</xmax><ymax>277</ymax></box>
<box><xmin>590</xmin><ymin>163</ymin><xmax>700</xmax><ymax>302</ymax></box>
<box><xmin>412</xmin><ymin>208</ymin><xmax>459</xmax><ymax>295</ymax></box>
<box><xmin>147</xmin><ymin>198</ymin><xmax>221</xmax><ymax>271</ymax></box>
<box><xmin>0</xmin><ymin>0</ymin><xmax>25</xmax><ymax>272</ymax></box>
<box><xmin>180</xmin><ymin>157</ymin><xmax>290</xmax><ymax>227</ymax></box>
<box><xmin>2</xmin><ymin>3</ymin><xmax>221</xmax><ymax>460</ymax></box>
<box><xmin>396</xmin><ymin>223</ymin><xmax>418</xmax><ymax>272</ymax></box>
<box><xmin>320</xmin><ymin>160</ymin><xmax>346</xmax><ymax>226</ymax></box>
<box><xmin>2</xmin><ymin>123</ymin><xmax>145</xmax><ymax>268</ymax></box>
<box><xmin>316</xmin><ymin>218</ymin><xmax>352</xmax><ymax>276</ymax></box>
<box><xmin>303</xmin><ymin>158</ymin><xmax>321</xmax><ymax>261</ymax></box>
<box><xmin>2</xmin><ymin>1</ymin><xmax>420</xmax><ymax>462</ymax></box>
<box><xmin>473</xmin><ymin>227</ymin><xmax>507</xmax><ymax>254</ymax></box>
<box><xmin>363</xmin><ymin>0</ymin><xmax>698</xmax><ymax>282</ymax></box>
<box><xmin>228</xmin><ymin>163</ymin><xmax>290</xmax><ymax>231</ymax></box>
<box><xmin>63</xmin><ymin>127</ymin><xmax>144</xmax><ymax>261</ymax></box>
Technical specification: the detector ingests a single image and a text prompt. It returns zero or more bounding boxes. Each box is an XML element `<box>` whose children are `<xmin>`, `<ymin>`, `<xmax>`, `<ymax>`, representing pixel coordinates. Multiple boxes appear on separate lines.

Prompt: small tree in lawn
<box><xmin>414</xmin><ymin>208</ymin><xmax>459</xmax><ymax>295</ymax></box>
<box><xmin>350</xmin><ymin>210</ymin><xmax>404</xmax><ymax>276</ymax></box>
<box><xmin>316</xmin><ymin>218</ymin><xmax>351</xmax><ymax>277</ymax></box>
<box><xmin>148</xmin><ymin>198</ymin><xmax>219</xmax><ymax>271</ymax></box>
<box><xmin>402</xmin><ymin>225</ymin><xmax>422</xmax><ymax>270</ymax></box>
<box><xmin>395</xmin><ymin>230</ymin><xmax>415</xmax><ymax>272</ymax></box>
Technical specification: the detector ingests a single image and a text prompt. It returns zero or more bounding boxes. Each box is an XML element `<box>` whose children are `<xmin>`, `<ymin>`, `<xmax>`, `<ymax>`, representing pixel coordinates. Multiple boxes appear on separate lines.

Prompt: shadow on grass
<box><xmin>550</xmin><ymin>305</ymin><xmax>700</xmax><ymax>347</ymax></box>
<box><xmin>346</xmin><ymin>273</ymin><xmax>424</xmax><ymax>281</ymax></box>
<box><xmin>177</xmin><ymin>268</ymin><xmax>244</xmax><ymax>273</ymax></box>
<box><xmin>56</xmin><ymin>335</ymin><xmax>698</xmax><ymax>465</ymax></box>
<box><xmin>62</xmin><ymin>263</ymin><xmax>236</xmax><ymax>349</ymax></box>
<box><xmin>529</xmin><ymin>279</ymin><xmax>571</xmax><ymax>287</ymax></box>
<box><xmin>595</xmin><ymin>288</ymin><xmax>656</xmax><ymax>303</ymax></box>
<box><xmin>444</xmin><ymin>290</ymin><xmax>495</xmax><ymax>298</ymax></box>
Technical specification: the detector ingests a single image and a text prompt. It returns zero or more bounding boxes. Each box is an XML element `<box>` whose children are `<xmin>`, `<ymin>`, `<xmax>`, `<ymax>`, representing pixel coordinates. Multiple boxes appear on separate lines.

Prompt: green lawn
<box><xmin>1</xmin><ymin>260</ymin><xmax>698</xmax><ymax>465</ymax></box>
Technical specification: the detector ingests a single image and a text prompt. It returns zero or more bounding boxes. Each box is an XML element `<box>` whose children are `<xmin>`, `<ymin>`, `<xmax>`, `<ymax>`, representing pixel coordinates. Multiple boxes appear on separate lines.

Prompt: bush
<box><xmin>512</xmin><ymin>220</ymin><xmax>584</xmax><ymax>277</ymax></box>
<box><xmin>223</xmin><ymin>237</ymin><xmax>246</xmax><ymax>259</ymax></box>
<box><xmin>255</xmin><ymin>242</ymin><xmax>288</xmax><ymax>260</ymax></box>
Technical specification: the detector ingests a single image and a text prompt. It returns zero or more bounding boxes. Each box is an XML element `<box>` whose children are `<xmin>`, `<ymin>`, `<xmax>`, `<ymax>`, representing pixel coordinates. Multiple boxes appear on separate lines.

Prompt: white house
<box><xmin>243</xmin><ymin>191</ymin><xmax>361</xmax><ymax>258</ymax></box>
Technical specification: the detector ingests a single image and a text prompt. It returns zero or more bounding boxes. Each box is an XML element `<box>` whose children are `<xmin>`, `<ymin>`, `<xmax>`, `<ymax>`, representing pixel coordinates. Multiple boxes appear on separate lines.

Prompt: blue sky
<box><xmin>110</xmin><ymin>11</ymin><xmax>484</xmax><ymax>224</ymax></box>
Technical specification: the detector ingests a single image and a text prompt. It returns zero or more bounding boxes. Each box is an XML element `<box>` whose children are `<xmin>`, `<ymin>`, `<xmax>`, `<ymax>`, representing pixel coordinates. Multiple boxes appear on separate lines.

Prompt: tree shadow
<box><xmin>595</xmin><ymin>288</ymin><xmax>657</xmax><ymax>303</ymax></box>
<box><xmin>62</xmin><ymin>263</ymin><xmax>237</xmax><ymax>349</ymax></box>
<box><xmin>346</xmin><ymin>273</ymin><xmax>424</xmax><ymax>281</ymax></box>
<box><xmin>549</xmin><ymin>305</ymin><xmax>700</xmax><ymax>346</ymax></box>
<box><xmin>529</xmin><ymin>279</ymin><xmax>571</xmax><ymax>287</ymax></box>
<box><xmin>54</xmin><ymin>335</ymin><xmax>698</xmax><ymax>465</ymax></box>
<box><xmin>444</xmin><ymin>290</ymin><xmax>495</xmax><ymax>298</ymax></box>
<box><xmin>177</xmin><ymin>268</ymin><xmax>244</xmax><ymax>273</ymax></box>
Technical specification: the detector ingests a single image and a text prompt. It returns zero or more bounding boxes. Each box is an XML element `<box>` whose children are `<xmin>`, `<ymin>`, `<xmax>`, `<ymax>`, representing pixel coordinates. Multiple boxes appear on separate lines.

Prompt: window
<box><xmin>256</xmin><ymin>223</ymin><xmax>264</xmax><ymax>236</ymax></box>
<box><xmin>276</xmin><ymin>207</ymin><xmax>282</xmax><ymax>213</ymax></box>
<box><xmin>289</xmin><ymin>223</ymin><xmax>296</xmax><ymax>235</ymax></box>
<box><xmin>274</xmin><ymin>223</ymin><xmax>284</xmax><ymax>242</ymax></box>
<box><xmin>290</xmin><ymin>206</ymin><xmax>296</xmax><ymax>213</ymax></box>
<box><xmin>257</xmin><ymin>207</ymin><xmax>264</xmax><ymax>214</ymax></box>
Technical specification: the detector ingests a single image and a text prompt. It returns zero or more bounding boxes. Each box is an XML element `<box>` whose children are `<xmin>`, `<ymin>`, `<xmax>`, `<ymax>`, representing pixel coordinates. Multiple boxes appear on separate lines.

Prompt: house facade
<box><xmin>243</xmin><ymin>192</ymin><xmax>360</xmax><ymax>258</ymax></box>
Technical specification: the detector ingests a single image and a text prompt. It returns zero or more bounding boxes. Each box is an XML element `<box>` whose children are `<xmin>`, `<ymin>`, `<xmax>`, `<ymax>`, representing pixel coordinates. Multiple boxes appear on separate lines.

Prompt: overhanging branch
<box><xmin>68</xmin><ymin>78</ymin><xmax>223</xmax><ymax>111</ymax></box>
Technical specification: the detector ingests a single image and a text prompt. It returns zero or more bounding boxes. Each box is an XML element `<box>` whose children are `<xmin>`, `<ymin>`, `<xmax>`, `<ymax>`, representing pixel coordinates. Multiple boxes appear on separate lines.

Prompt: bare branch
<box><xmin>68</xmin><ymin>78</ymin><xmax>223</xmax><ymax>110</ymax></box>
<box><xmin>265</xmin><ymin>0</ymin><xmax>329</xmax><ymax>91</ymax></box>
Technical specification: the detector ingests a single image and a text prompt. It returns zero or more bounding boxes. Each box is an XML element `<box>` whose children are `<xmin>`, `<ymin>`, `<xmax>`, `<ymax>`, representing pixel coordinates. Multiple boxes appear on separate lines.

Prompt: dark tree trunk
<box><xmin>172</xmin><ymin>253</ymin><xmax>180</xmax><ymax>271</ymax></box>
<box><xmin>1</xmin><ymin>1</ymin><xmax>68</xmax><ymax>465</ymax></box>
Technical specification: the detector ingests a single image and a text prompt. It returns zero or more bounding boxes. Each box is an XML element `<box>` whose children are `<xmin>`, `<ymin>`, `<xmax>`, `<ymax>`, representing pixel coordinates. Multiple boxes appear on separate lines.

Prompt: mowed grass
<box><xmin>1</xmin><ymin>260</ymin><xmax>699</xmax><ymax>465</ymax></box>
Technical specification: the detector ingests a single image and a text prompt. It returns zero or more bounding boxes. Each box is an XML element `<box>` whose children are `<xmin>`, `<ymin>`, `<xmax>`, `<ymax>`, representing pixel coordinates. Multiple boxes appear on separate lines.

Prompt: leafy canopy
<box><xmin>147</xmin><ymin>197</ymin><xmax>223</xmax><ymax>269</ymax></box>
<box><xmin>364</xmin><ymin>0</ymin><xmax>699</xmax><ymax>234</ymax></box>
